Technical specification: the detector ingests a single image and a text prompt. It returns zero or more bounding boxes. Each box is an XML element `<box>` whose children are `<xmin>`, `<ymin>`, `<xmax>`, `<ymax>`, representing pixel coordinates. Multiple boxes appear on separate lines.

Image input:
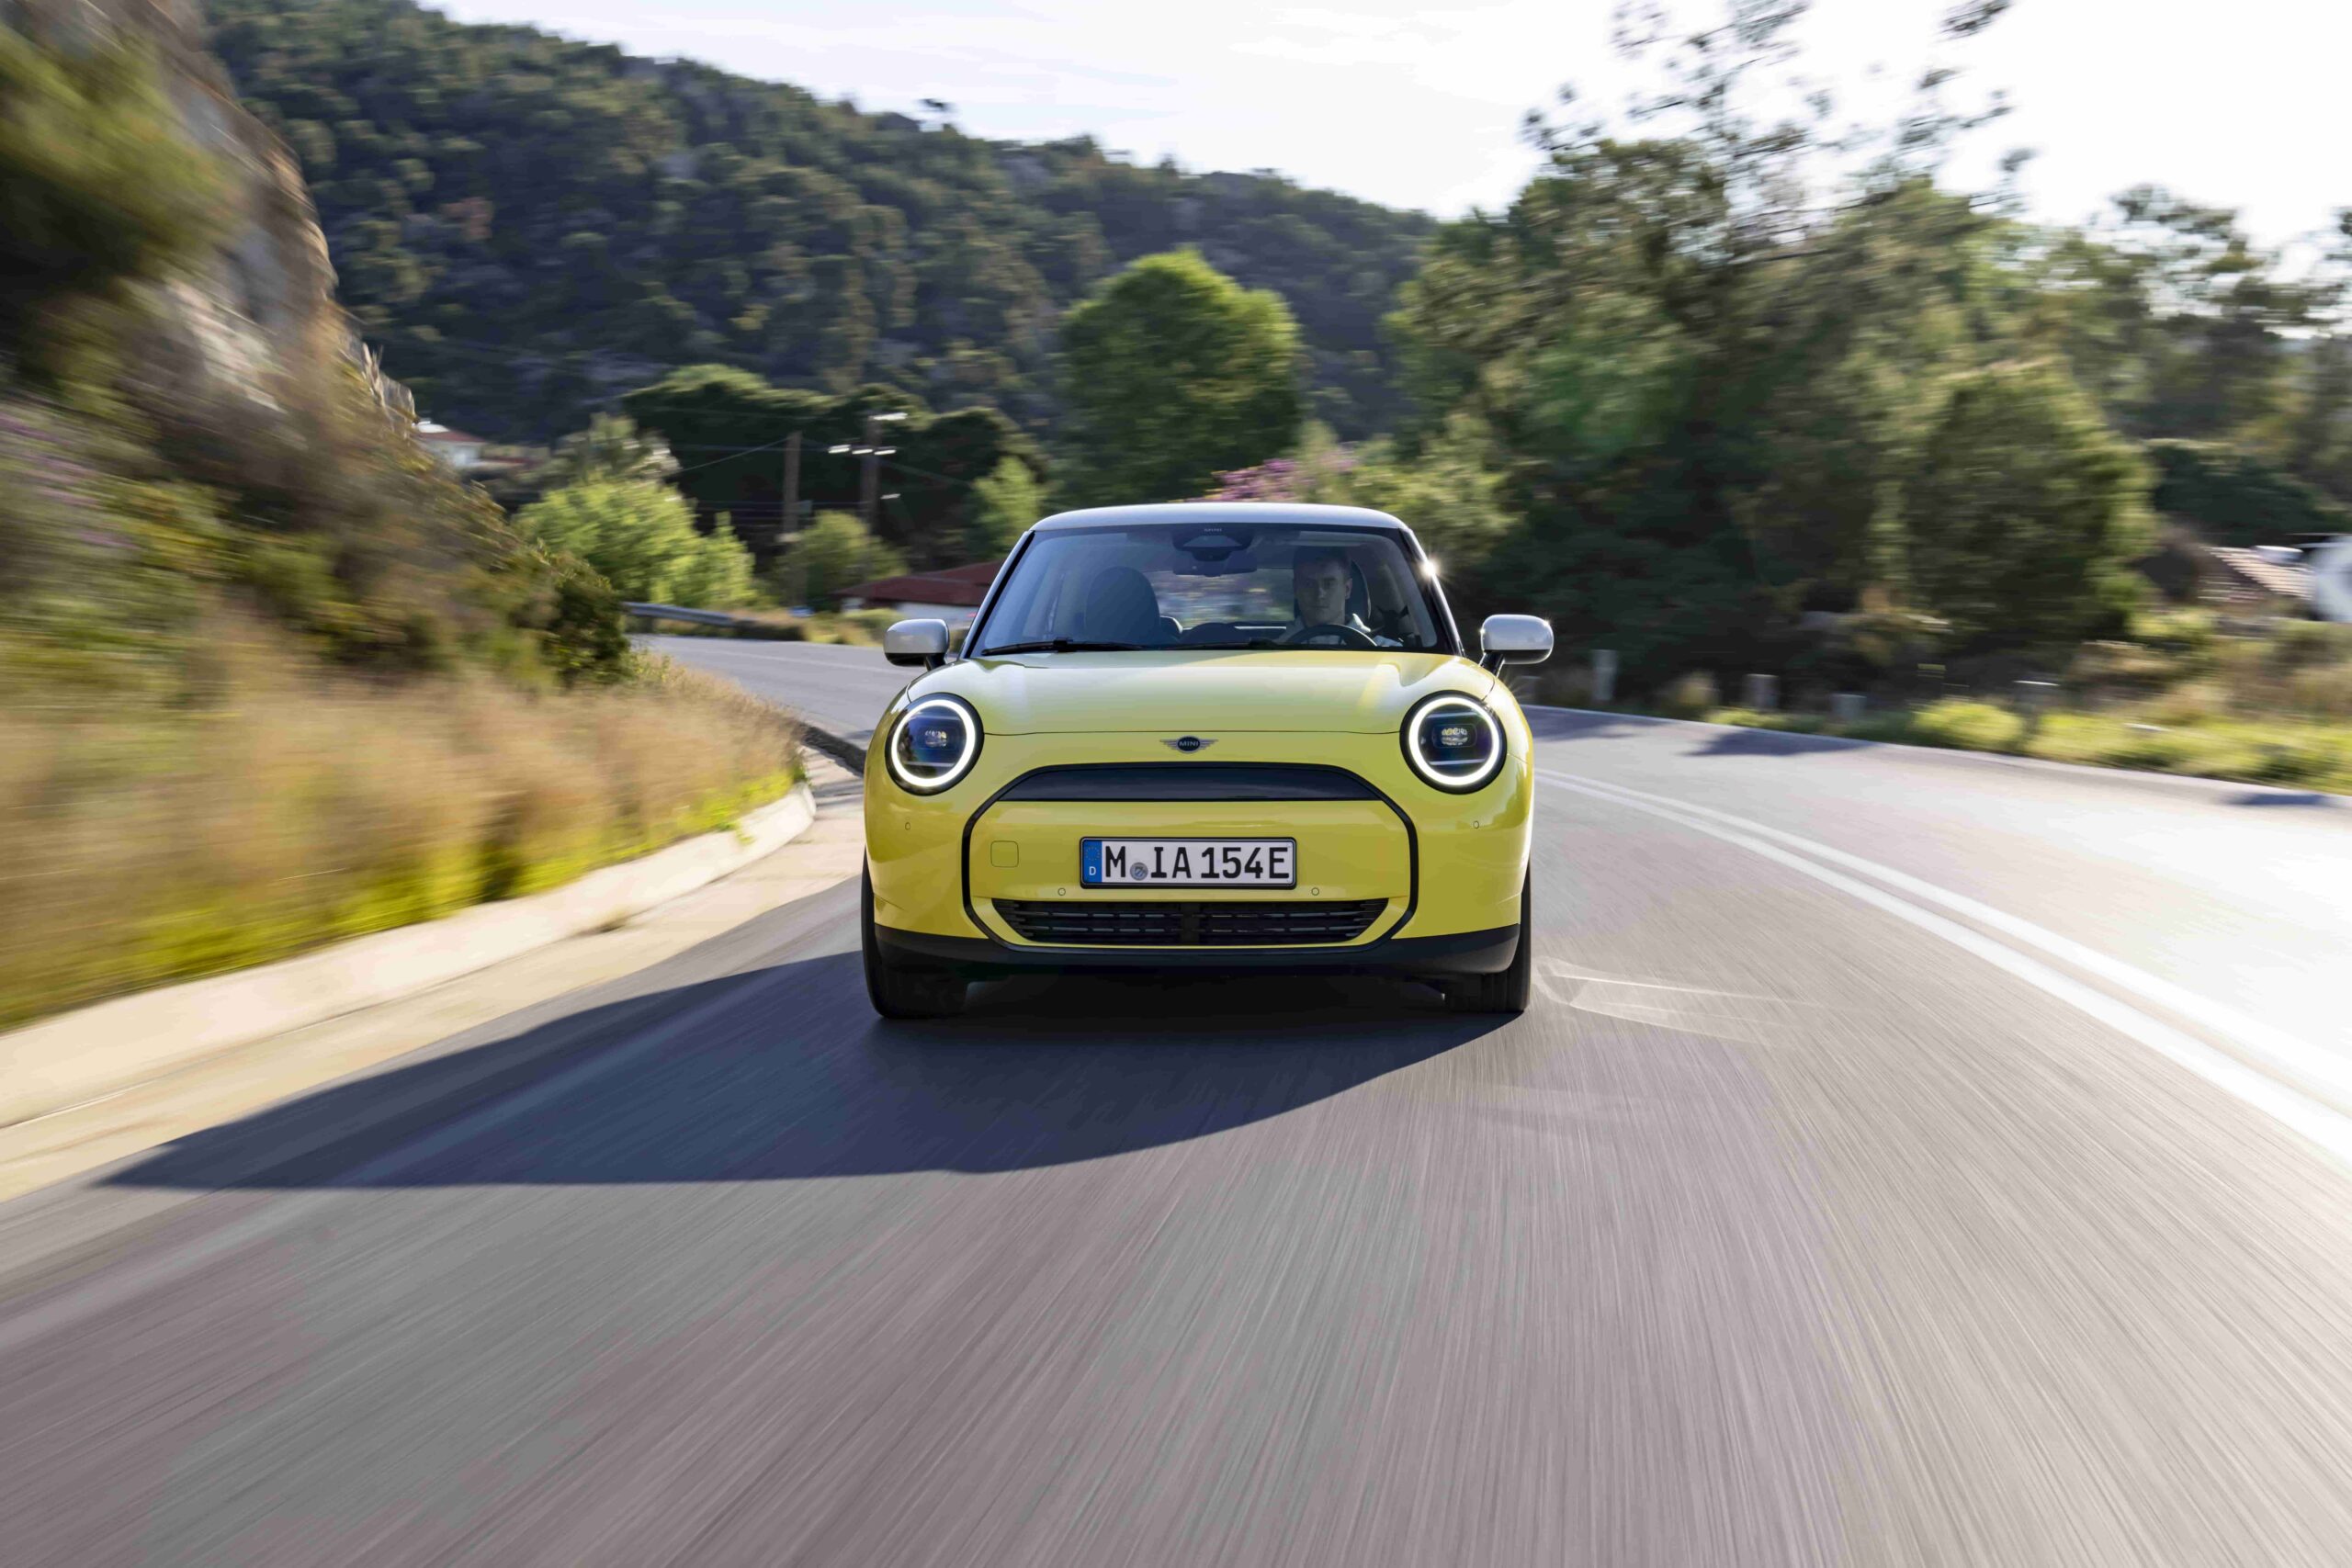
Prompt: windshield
<box><xmin>971</xmin><ymin>523</ymin><xmax>1450</xmax><ymax>655</ymax></box>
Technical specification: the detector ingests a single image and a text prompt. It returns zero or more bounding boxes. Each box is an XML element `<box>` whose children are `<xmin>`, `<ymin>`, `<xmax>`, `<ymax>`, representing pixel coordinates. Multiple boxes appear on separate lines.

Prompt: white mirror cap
<box><xmin>884</xmin><ymin>618</ymin><xmax>951</xmax><ymax>666</ymax></box>
<box><xmin>1480</xmin><ymin>614</ymin><xmax>1554</xmax><ymax>664</ymax></box>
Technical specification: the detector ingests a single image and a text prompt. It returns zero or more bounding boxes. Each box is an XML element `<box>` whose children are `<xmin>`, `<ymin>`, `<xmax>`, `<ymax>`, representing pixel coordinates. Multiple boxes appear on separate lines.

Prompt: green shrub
<box><xmin>1703</xmin><ymin>707</ymin><xmax>1823</xmax><ymax>734</ymax></box>
<box><xmin>1840</xmin><ymin>711</ymin><xmax>1924</xmax><ymax>743</ymax></box>
<box><xmin>1904</xmin><ymin>701</ymin><xmax>2028</xmax><ymax>752</ymax></box>
<box><xmin>1654</xmin><ymin>671</ymin><xmax>1721</xmax><ymax>717</ymax></box>
<box><xmin>2066</xmin><ymin>639</ymin><xmax>2198</xmax><ymax>700</ymax></box>
<box><xmin>2238</xmin><ymin>735</ymin><xmax>2350</xmax><ymax>786</ymax></box>
<box><xmin>2090</xmin><ymin>728</ymin><xmax>2196</xmax><ymax>770</ymax></box>
<box><xmin>2145</xmin><ymin>440</ymin><xmax>2352</xmax><ymax>546</ymax></box>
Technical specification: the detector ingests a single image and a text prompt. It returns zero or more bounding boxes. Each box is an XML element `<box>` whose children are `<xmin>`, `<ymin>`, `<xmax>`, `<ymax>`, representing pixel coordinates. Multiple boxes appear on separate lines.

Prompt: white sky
<box><xmin>435</xmin><ymin>0</ymin><xmax>2347</xmax><ymax>246</ymax></box>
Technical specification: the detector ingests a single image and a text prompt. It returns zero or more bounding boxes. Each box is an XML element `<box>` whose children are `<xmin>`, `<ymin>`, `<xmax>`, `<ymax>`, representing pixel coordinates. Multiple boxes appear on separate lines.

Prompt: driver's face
<box><xmin>1295</xmin><ymin>555</ymin><xmax>1349</xmax><ymax>626</ymax></box>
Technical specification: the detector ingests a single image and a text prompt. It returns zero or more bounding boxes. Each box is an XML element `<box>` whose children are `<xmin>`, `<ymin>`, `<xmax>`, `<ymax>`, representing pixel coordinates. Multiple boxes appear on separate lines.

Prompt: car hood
<box><xmin>907</xmin><ymin>650</ymin><xmax>1494</xmax><ymax>735</ymax></box>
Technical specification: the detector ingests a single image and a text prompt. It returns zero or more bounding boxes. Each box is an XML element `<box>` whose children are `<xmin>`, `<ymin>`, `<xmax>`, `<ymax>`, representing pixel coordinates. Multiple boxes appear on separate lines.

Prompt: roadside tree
<box><xmin>1902</xmin><ymin>362</ymin><xmax>2153</xmax><ymax>650</ymax></box>
<box><xmin>517</xmin><ymin>480</ymin><xmax>758</xmax><ymax>608</ymax></box>
<box><xmin>785</xmin><ymin>511</ymin><xmax>907</xmax><ymax>608</ymax></box>
<box><xmin>1055</xmin><ymin>250</ymin><xmax>1303</xmax><ymax>507</ymax></box>
<box><xmin>967</xmin><ymin>457</ymin><xmax>1043</xmax><ymax>556</ymax></box>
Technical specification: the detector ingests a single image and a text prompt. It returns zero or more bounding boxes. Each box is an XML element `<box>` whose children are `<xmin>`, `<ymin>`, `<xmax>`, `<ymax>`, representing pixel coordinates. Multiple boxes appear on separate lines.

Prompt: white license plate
<box><xmin>1082</xmin><ymin>838</ymin><xmax>1295</xmax><ymax>888</ymax></box>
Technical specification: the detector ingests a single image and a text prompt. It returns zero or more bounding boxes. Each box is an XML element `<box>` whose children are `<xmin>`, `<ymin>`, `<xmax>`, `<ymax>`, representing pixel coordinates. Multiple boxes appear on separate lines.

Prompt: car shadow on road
<box><xmin>109</xmin><ymin>953</ymin><xmax>1499</xmax><ymax>1190</ymax></box>
<box><xmin>1522</xmin><ymin>708</ymin><xmax>1662</xmax><ymax>746</ymax></box>
<box><xmin>2228</xmin><ymin>790</ymin><xmax>2345</xmax><ymax>809</ymax></box>
<box><xmin>1690</xmin><ymin>727</ymin><xmax>1864</xmax><ymax>757</ymax></box>
<box><xmin>1523</xmin><ymin>705</ymin><xmax>1863</xmax><ymax>758</ymax></box>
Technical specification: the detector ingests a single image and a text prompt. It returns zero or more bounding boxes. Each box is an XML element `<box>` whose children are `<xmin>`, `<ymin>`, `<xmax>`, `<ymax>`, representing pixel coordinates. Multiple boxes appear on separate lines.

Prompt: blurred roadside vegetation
<box><xmin>0</xmin><ymin>10</ymin><xmax>798</xmax><ymax>1026</ymax></box>
<box><xmin>0</xmin><ymin>647</ymin><xmax>797</xmax><ymax>1029</ymax></box>
<box><xmin>1672</xmin><ymin>617</ymin><xmax>2352</xmax><ymax>795</ymax></box>
<box><xmin>1184</xmin><ymin>1</ymin><xmax>2352</xmax><ymax>790</ymax></box>
<box><xmin>9</xmin><ymin>0</ymin><xmax>2352</xmax><ymax>1035</ymax></box>
<box><xmin>633</xmin><ymin>607</ymin><xmax>907</xmax><ymax>647</ymax></box>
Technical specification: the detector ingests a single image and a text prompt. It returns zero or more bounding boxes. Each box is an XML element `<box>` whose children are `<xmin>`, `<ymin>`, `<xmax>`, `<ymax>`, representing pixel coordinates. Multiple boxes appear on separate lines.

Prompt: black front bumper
<box><xmin>876</xmin><ymin>922</ymin><xmax>1521</xmax><ymax>978</ymax></box>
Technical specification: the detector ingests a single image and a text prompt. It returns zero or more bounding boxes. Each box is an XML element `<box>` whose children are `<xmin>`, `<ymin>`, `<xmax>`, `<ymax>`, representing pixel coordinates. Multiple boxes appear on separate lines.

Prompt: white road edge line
<box><xmin>1535</xmin><ymin>770</ymin><xmax>2352</xmax><ymax>1168</ymax></box>
<box><xmin>0</xmin><ymin>964</ymin><xmax>801</xmax><ymax>1359</ymax></box>
<box><xmin>1539</xmin><ymin>768</ymin><xmax>2352</xmax><ymax>1106</ymax></box>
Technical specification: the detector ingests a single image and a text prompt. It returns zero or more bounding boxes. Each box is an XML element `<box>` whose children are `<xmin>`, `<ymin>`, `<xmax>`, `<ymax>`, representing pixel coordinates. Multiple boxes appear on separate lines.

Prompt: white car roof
<box><xmin>1033</xmin><ymin>502</ymin><xmax>1408</xmax><ymax>532</ymax></box>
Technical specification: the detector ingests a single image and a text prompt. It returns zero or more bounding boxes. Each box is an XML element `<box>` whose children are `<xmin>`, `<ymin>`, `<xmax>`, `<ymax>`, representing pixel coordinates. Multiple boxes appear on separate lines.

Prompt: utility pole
<box><xmin>859</xmin><ymin>415</ymin><xmax>879</xmax><ymax>532</ymax></box>
<box><xmin>779</xmin><ymin>429</ymin><xmax>801</xmax><ymax>558</ymax></box>
<box><xmin>837</xmin><ymin>410</ymin><xmax>907</xmax><ymax>533</ymax></box>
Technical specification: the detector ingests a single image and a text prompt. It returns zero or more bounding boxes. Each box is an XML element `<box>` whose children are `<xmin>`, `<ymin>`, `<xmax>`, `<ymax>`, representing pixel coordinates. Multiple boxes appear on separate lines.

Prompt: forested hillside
<box><xmin>203</xmin><ymin>0</ymin><xmax>1434</xmax><ymax>443</ymax></box>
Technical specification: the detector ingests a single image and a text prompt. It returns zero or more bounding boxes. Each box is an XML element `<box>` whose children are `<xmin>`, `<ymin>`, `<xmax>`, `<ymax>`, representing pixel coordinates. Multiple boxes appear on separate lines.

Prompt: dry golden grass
<box><xmin>0</xmin><ymin>649</ymin><xmax>798</xmax><ymax>1030</ymax></box>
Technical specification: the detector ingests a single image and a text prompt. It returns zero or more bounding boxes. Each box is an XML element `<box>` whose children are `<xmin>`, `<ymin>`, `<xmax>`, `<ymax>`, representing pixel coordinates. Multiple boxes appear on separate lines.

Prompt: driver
<box><xmin>1283</xmin><ymin>545</ymin><xmax>1405</xmax><ymax>647</ymax></box>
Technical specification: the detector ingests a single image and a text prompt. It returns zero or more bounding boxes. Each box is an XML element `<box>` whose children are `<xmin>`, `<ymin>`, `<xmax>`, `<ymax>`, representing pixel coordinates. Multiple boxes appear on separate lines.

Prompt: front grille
<box><xmin>995</xmin><ymin>898</ymin><xmax>1387</xmax><ymax>946</ymax></box>
<box><xmin>997</xmin><ymin>764</ymin><xmax>1378</xmax><ymax>802</ymax></box>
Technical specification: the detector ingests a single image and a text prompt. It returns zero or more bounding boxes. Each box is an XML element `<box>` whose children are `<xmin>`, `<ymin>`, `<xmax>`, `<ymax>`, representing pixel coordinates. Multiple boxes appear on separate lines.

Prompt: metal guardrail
<box><xmin>624</xmin><ymin>602</ymin><xmax>871</xmax><ymax>774</ymax></box>
<box><xmin>622</xmin><ymin>601</ymin><xmax>769</xmax><ymax>630</ymax></box>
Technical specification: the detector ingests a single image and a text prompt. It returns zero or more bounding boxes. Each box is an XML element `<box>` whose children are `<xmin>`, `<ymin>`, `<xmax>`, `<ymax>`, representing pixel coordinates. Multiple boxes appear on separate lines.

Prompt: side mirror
<box><xmin>1478</xmin><ymin>614</ymin><xmax>1554</xmax><ymax>672</ymax></box>
<box><xmin>884</xmin><ymin>618</ymin><xmax>951</xmax><ymax>669</ymax></box>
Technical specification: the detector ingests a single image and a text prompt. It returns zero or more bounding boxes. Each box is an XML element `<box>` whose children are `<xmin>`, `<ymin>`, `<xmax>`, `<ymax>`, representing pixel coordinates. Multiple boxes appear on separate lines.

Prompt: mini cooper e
<box><xmin>859</xmin><ymin>502</ymin><xmax>1552</xmax><ymax>1019</ymax></box>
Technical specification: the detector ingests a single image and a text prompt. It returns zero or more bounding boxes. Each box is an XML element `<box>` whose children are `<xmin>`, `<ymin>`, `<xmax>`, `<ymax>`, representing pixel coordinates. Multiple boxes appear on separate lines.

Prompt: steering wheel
<box><xmin>1282</xmin><ymin>622</ymin><xmax>1379</xmax><ymax>649</ymax></box>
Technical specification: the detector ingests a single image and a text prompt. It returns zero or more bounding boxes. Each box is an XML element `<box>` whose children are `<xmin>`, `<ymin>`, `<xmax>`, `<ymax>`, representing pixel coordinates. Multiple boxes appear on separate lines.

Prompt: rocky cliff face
<box><xmin>2</xmin><ymin>0</ymin><xmax>588</xmax><ymax>684</ymax></box>
<box><xmin>6</xmin><ymin>0</ymin><xmax>409</xmax><ymax>422</ymax></box>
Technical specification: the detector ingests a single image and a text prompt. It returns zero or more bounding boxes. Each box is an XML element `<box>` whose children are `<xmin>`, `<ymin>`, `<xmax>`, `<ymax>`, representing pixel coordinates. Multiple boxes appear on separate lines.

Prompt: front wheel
<box><xmin>1445</xmin><ymin>872</ymin><xmax>1532</xmax><ymax>1014</ymax></box>
<box><xmin>862</xmin><ymin>863</ymin><xmax>967</xmax><ymax>1020</ymax></box>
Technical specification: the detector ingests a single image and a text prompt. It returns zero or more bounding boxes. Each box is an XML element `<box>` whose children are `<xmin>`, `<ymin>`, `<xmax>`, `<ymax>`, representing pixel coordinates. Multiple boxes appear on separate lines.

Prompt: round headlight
<box><xmin>886</xmin><ymin>695</ymin><xmax>981</xmax><ymax>794</ymax></box>
<box><xmin>1402</xmin><ymin>693</ymin><xmax>1503</xmax><ymax>792</ymax></box>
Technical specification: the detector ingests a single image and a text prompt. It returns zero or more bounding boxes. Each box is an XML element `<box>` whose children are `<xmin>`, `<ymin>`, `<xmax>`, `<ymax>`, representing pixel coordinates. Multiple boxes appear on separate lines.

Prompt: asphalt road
<box><xmin>7</xmin><ymin>642</ymin><xmax>2352</xmax><ymax>1566</ymax></box>
<box><xmin>646</xmin><ymin>634</ymin><xmax>914</xmax><ymax>748</ymax></box>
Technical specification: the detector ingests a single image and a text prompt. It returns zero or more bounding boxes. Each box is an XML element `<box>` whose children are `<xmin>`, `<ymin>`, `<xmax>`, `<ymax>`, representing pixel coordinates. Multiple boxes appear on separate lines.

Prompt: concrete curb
<box><xmin>795</xmin><ymin>718</ymin><xmax>867</xmax><ymax>776</ymax></box>
<box><xmin>0</xmin><ymin>781</ymin><xmax>817</xmax><ymax>1129</ymax></box>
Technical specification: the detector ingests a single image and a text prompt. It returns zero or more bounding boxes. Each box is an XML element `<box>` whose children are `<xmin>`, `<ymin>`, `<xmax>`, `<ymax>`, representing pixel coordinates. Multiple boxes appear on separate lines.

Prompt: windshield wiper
<box><xmin>978</xmin><ymin>638</ymin><xmax>1145</xmax><ymax>655</ymax></box>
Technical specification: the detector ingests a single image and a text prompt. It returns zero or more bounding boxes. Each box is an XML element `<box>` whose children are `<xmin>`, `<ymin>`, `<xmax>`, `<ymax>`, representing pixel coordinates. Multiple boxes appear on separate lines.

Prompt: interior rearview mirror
<box><xmin>884</xmin><ymin>618</ymin><xmax>951</xmax><ymax>669</ymax></box>
<box><xmin>1479</xmin><ymin>614</ymin><xmax>1554</xmax><ymax>671</ymax></box>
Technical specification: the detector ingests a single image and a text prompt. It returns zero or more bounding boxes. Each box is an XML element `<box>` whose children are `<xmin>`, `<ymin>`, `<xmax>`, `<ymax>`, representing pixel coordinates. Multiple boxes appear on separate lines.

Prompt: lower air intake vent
<box><xmin>995</xmin><ymin>899</ymin><xmax>1386</xmax><ymax>946</ymax></box>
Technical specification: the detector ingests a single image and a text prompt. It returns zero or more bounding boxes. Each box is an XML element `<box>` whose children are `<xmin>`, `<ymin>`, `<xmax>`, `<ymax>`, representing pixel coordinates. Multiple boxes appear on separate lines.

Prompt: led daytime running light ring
<box><xmin>1403</xmin><ymin>694</ymin><xmax>1504</xmax><ymax>792</ymax></box>
<box><xmin>888</xmin><ymin>695</ymin><xmax>981</xmax><ymax>793</ymax></box>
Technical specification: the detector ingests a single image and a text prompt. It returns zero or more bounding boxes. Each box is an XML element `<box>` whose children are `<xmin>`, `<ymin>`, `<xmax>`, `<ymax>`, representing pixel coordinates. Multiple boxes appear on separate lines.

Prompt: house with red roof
<box><xmin>413</xmin><ymin>421</ymin><xmax>490</xmax><ymax>472</ymax></box>
<box><xmin>839</xmin><ymin>561</ymin><xmax>1001</xmax><ymax>626</ymax></box>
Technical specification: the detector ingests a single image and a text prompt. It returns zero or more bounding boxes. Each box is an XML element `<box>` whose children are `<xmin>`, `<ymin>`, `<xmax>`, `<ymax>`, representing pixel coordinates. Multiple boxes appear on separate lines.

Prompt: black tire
<box><xmin>862</xmin><ymin>863</ymin><xmax>967</xmax><ymax>1020</ymax></box>
<box><xmin>1446</xmin><ymin>872</ymin><xmax>1532</xmax><ymax>1014</ymax></box>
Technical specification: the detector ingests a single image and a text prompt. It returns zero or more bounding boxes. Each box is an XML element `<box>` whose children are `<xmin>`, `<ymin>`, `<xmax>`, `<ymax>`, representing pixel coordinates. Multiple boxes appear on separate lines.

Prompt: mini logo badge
<box><xmin>1162</xmin><ymin>736</ymin><xmax>1216</xmax><ymax>754</ymax></box>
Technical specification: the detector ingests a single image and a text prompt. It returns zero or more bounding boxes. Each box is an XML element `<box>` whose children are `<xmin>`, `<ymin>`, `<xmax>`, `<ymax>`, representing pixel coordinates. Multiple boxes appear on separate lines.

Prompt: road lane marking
<box><xmin>1540</xmin><ymin>770</ymin><xmax>2352</xmax><ymax>1107</ymax></box>
<box><xmin>1536</xmin><ymin>770</ymin><xmax>2352</xmax><ymax>1168</ymax></box>
<box><xmin>1540</xmin><ymin>960</ymin><xmax>1791</xmax><ymax>1000</ymax></box>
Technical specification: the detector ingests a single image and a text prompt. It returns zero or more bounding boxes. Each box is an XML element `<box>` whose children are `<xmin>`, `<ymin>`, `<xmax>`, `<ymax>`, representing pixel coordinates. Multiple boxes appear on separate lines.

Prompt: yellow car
<box><xmin>859</xmin><ymin>502</ymin><xmax>1553</xmax><ymax>1019</ymax></box>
